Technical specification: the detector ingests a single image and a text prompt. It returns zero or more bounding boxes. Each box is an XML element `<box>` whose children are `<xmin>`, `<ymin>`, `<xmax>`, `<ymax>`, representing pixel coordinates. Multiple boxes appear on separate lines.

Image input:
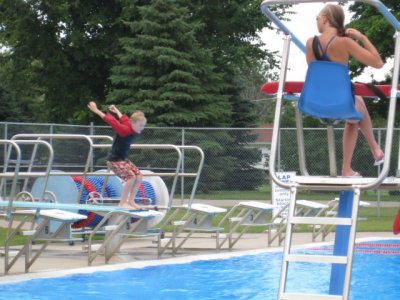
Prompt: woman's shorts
<box><xmin>107</xmin><ymin>160</ymin><xmax>142</xmax><ymax>182</ymax></box>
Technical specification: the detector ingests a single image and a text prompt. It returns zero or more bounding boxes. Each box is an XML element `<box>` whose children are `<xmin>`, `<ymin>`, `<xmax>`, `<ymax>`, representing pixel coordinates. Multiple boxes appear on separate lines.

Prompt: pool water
<box><xmin>0</xmin><ymin>240</ymin><xmax>399</xmax><ymax>299</ymax></box>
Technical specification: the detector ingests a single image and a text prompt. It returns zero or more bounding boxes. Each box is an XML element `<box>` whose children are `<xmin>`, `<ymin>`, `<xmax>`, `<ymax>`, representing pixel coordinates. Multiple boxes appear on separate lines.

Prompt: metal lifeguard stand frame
<box><xmin>261</xmin><ymin>1</ymin><xmax>400</xmax><ymax>299</ymax></box>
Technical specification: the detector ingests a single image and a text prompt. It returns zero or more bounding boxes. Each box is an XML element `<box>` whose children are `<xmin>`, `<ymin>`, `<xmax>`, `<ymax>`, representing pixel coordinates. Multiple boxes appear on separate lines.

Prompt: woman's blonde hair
<box><xmin>130</xmin><ymin>111</ymin><xmax>147</xmax><ymax>123</ymax></box>
<box><xmin>321</xmin><ymin>4</ymin><xmax>346</xmax><ymax>36</ymax></box>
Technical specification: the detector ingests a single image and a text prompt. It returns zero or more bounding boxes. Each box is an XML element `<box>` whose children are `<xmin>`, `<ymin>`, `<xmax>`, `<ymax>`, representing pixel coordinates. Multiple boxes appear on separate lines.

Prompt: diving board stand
<box><xmin>2</xmin><ymin>205</ymin><xmax>87</xmax><ymax>274</ymax></box>
<box><xmin>0</xmin><ymin>136</ymin><xmax>164</xmax><ymax>272</ymax></box>
<box><xmin>261</xmin><ymin>0</ymin><xmax>400</xmax><ymax>299</ymax></box>
<box><xmin>157</xmin><ymin>203</ymin><xmax>227</xmax><ymax>257</ymax></box>
<box><xmin>215</xmin><ymin>199</ymin><xmax>327</xmax><ymax>250</ymax></box>
<box><xmin>86</xmin><ymin>207</ymin><xmax>163</xmax><ymax>265</ymax></box>
<box><xmin>154</xmin><ymin>146</ymin><xmax>229</xmax><ymax>258</ymax></box>
<box><xmin>7</xmin><ymin>134</ymin><xmax>191</xmax><ymax>262</ymax></box>
<box><xmin>216</xmin><ymin>201</ymin><xmax>278</xmax><ymax>250</ymax></box>
<box><xmin>312</xmin><ymin>198</ymin><xmax>371</xmax><ymax>242</ymax></box>
<box><xmin>0</xmin><ymin>138</ymin><xmax>87</xmax><ymax>274</ymax></box>
<box><xmin>1</xmin><ymin>200</ymin><xmax>162</xmax><ymax>269</ymax></box>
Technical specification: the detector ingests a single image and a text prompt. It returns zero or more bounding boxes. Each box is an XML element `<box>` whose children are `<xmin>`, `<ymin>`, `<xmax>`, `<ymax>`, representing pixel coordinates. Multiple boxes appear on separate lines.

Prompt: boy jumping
<box><xmin>87</xmin><ymin>101</ymin><xmax>146</xmax><ymax>210</ymax></box>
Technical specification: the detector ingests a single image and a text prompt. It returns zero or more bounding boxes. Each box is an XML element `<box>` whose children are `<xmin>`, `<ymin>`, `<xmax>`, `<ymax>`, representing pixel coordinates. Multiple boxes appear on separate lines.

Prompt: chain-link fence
<box><xmin>278</xmin><ymin>127</ymin><xmax>396</xmax><ymax>177</ymax></box>
<box><xmin>0</xmin><ymin>122</ymin><xmax>398</xmax><ymax>202</ymax></box>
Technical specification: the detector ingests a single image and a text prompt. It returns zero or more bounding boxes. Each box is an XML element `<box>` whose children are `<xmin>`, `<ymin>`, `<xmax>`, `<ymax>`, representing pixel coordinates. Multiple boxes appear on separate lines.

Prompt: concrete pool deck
<box><xmin>0</xmin><ymin>230</ymin><xmax>398</xmax><ymax>281</ymax></box>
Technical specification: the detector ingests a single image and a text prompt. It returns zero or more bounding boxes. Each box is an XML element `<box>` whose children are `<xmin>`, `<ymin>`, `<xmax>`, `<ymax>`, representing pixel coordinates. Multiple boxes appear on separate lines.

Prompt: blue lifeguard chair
<box><xmin>299</xmin><ymin>60</ymin><xmax>364</xmax><ymax>177</ymax></box>
<box><xmin>298</xmin><ymin>60</ymin><xmax>364</xmax><ymax>121</ymax></box>
<box><xmin>261</xmin><ymin>1</ymin><xmax>400</xmax><ymax>299</ymax></box>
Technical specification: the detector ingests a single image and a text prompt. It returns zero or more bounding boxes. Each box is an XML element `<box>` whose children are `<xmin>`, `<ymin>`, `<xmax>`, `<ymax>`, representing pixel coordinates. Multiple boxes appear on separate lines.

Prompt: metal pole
<box><xmin>90</xmin><ymin>122</ymin><xmax>94</xmax><ymax>172</ymax></box>
<box><xmin>181</xmin><ymin>127</ymin><xmax>185</xmax><ymax>205</ymax></box>
<box><xmin>377</xmin><ymin>129</ymin><xmax>382</xmax><ymax>218</ymax></box>
<box><xmin>268</xmin><ymin>34</ymin><xmax>292</xmax><ymax>187</ymax></box>
<box><xmin>278</xmin><ymin>130</ymin><xmax>281</xmax><ymax>171</ymax></box>
<box><xmin>2</xmin><ymin>123</ymin><xmax>8</xmax><ymax>197</ymax></box>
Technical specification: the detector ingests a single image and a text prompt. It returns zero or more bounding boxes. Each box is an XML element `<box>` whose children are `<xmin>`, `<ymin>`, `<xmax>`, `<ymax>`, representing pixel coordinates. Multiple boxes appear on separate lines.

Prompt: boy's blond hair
<box><xmin>130</xmin><ymin>111</ymin><xmax>147</xmax><ymax>123</ymax></box>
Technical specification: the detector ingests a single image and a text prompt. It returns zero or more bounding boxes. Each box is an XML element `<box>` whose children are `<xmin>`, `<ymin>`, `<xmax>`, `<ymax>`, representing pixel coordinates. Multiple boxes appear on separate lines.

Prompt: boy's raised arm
<box><xmin>87</xmin><ymin>101</ymin><xmax>106</xmax><ymax>119</ymax></box>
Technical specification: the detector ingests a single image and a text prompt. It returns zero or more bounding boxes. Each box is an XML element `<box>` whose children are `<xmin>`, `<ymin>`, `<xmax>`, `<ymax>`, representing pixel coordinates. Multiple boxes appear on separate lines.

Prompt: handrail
<box><xmin>9</xmin><ymin>133</ymin><xmax>205</xmax><ymax>210</ymax></box>
<box><xmin>0</xmin><ymin>140</ymin><xmax>21</xmax><ymax>216</ymax></box>
<box><xmin>93</xmin><ymin>143</ymin><xmax>183</xmax><ymax>210</ymax></box>
<box><xmin>0</xmin><ymin>139</ymin><xmax>53</xmax><ymax>217</ymax></box>
<box><xmin>10</xmin><ymin>134</ymin><xmax>183</xmax><ymax>209</ymax></box>
<box><xmin>269</xmin><ymin>35</ymin><xmax>293</xmax><ymax>189</ymax></box>
<box><xmin>176</xmin><ymin>145</ymin><xmax>205</xmax><ymax>209</ymax></box>
<box><xmin>262</xmin><ymin>0</ymin><xmax>400</xmax><ymax>190</ymax></box>
<box><xmin>11</xmin><ymin>134</ymin><xmax>97</xmax><ymax>202</ymax></box>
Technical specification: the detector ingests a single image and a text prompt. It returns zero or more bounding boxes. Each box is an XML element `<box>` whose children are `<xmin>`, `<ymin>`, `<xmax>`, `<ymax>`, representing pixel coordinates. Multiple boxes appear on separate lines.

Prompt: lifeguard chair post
<box><xmin>260</xmin><ymin>1</ymin><xmax>400</xmax><ymax>299</ymax></box>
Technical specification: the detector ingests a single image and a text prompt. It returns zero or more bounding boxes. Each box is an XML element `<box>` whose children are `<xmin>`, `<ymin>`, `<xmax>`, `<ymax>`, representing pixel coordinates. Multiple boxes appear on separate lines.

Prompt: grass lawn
<box><xmin>0</xmin><ymin>227</ymin><xmax>27</xmax><ymax>246</ymax></box>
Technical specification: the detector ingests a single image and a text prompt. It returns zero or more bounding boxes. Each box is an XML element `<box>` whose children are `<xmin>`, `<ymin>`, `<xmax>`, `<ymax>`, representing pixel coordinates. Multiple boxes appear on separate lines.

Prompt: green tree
<box><xmin>0</xmin><ymin>0</ymin><xmax>125</xmax><ymax>123</ymax></box>
<box><xmin>107</xmin><ymin>0</ymin><xmax>265</xmax><ymax>190</ymax></box>
<box><xmin>183</xmin><ymin>1</ymin><xmax>285</xmax><ymax>190</ymax></box>
<box><xmin>107</xmin><ymin>0</ymin><xmax>232</xmax><ymax>127</ymax></box>
<box><xmin>347</xmin><ymin>0</ymin><xmax>399</xmax><ymax>78</ymax></box>
<box><xmin>0</xmin><ymin>56</ymin><xmax>43</xmax><ymax>122</ymax></box>
<box><xmin>0</xmin><ymin>0</ymin><xmax>284</xmax><ymax>125</ymax></box>
<box><xmin>347</xmin><ymin>1</ymin><xmax>399</xmax><ymax>126</ymax></box>
<box><xmin>187</xmin><ymin>1</ymin><xmax>283</xmax><ymax>124</ymax></box>
<box><xmin>0</xmin><ymin>0</ymin><xmax>284</xmax><ymax>191</ymax></box>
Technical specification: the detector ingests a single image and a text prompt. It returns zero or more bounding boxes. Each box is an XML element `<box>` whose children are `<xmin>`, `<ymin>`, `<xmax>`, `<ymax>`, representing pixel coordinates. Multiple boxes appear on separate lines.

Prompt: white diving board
<box><xmin>0</xmin><ymin>200</ymin><xmax>162</xmax><ymax>218</ymax></box>
<box><xmin>181</xmin><ymin>203</ymin><xmax>228</xmax><ymax>215</ymax></box>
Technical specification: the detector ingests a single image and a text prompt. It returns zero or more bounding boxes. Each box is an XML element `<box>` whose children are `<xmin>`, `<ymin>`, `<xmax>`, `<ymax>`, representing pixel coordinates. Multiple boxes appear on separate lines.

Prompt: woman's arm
<box><xmin>345</xmin><ymin>28</ymin><xmax>384</xmax><ymax>69</ymax></box>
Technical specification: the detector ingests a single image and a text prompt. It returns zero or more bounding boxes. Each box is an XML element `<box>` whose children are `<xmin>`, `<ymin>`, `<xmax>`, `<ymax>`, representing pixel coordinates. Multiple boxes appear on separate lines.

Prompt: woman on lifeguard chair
<box><xmin>305</xmin><ymin>4</ymin><xmax>385</xmax><ymax>177</ymax></box>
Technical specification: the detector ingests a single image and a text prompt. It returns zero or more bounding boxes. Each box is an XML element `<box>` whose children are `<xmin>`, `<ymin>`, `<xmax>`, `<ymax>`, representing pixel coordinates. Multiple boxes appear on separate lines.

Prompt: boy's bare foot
<box><xmin>128</xmin><ymin>201</ymin><xmax>143</xmax><ymax>210</ymax></box>
<box><xmin>118</xmin><ymin>203</ymin><xmax>137</xmax><ymax>210</ymax></box>
<box><xmin>341</xmin><ymin>170</ymin><xmax>361</xmax><ymax>177</ymax></box>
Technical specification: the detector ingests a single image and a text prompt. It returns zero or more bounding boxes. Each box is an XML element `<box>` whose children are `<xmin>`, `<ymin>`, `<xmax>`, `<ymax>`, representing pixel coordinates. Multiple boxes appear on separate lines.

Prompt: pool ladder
<box><xmin>278</xmin><ymin>186</ymin><xmax>361</xmax><ymax>300</ymax></box>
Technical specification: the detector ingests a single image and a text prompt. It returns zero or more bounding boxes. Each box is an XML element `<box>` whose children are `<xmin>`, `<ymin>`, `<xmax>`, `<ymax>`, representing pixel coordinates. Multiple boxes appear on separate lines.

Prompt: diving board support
<box><xmin>87</xmin><ymin>210</ymin><xmax>162</xmax><ymax>265</ymax></box>
<box><xmin>171</xmin><ymin>204</ymin><xmax>227</xmax><ymax>255</ymax></box>
<box><xmin>216</xmin><ymin>200</ymin><xmax>327</xmax><ymax>250</ymax></box>
<box><xmin>1</xmin><ymin>200</ymin><xmax>162</xmax><ymax>269</ymax></box>
<box><xmin>157</xmin><ymin>203</ymin><xmax>227</xmax><ymax>258</ymax></box>
<box><xmin>216</xmin><ymin>201</ymin><xmax>278</xmax><ymax>250</ymax></box>
<box><xmin>4</xmin><ymin>209</ymin><xmax>86</xmax><ymax>274</ymax></box>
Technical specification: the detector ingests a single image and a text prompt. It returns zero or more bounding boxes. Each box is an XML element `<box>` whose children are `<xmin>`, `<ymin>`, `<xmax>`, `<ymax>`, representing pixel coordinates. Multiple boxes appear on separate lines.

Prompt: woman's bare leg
<box><xmin>342</xmin><ymin>121</ymin><xmax>359</xmax><ymax>176</ymax></box>
<box><xmin>355</xmin><ymin>96</ymin><xmax>384</xmax><ymax>161</ymax></box>
<box><xmin>342</xmin><ymin>96</ymin><xmax>383</xmax><ymax>176</ymax></box>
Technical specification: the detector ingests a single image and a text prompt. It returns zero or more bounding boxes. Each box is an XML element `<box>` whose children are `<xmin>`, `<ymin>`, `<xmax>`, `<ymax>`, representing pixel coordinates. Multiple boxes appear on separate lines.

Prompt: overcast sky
<box><xmin>260</xmin><ymin>2</ymin><xmax>392</xmax><ymax>82</ymax></box>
